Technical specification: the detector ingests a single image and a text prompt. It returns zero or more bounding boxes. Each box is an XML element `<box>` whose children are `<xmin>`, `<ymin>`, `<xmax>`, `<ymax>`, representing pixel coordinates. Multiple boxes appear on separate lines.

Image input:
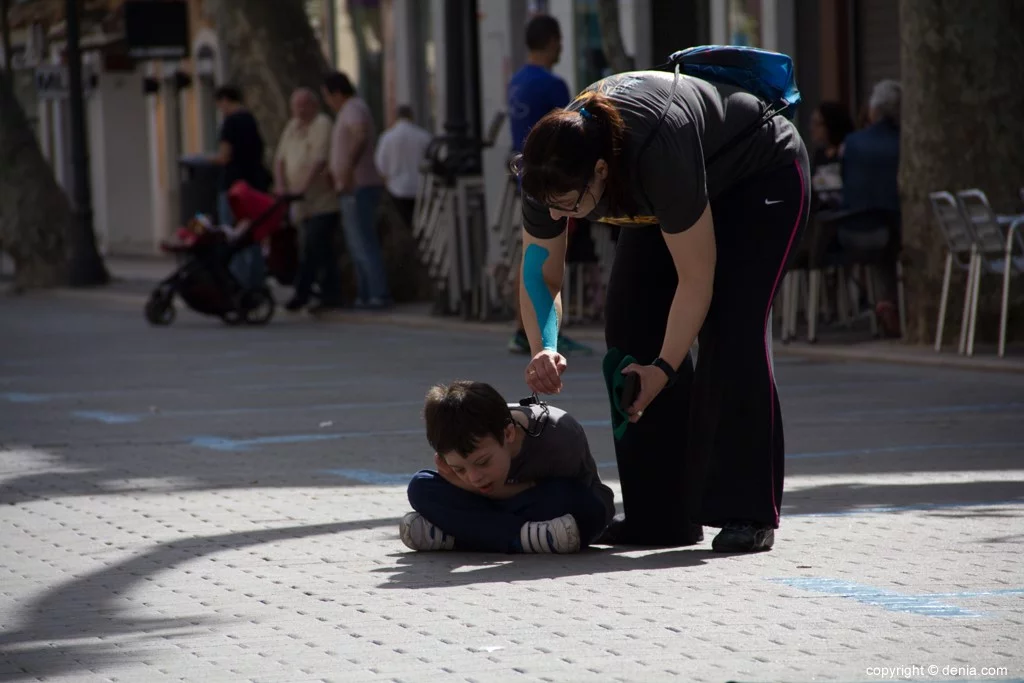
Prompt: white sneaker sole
<box><xmin>400</xmin><ymin>512</ymin><xmax>454</xmax><ymax>551</ymax></box>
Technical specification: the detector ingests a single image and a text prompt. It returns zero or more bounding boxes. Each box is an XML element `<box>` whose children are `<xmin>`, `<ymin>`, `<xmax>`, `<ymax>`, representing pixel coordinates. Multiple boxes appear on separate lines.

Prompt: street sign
<box><xmin>124</xmin><ymin>0</ymin><xmax>190</xmax><ymax>60</ymax></box>
<box><xmin>34</xmin><ymin>64</ymin><xmax>97</xmax><ymax>100</ymax></box>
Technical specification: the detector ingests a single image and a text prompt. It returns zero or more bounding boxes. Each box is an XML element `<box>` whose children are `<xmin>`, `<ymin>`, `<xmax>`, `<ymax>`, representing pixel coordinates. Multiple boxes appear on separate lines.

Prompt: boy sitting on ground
<box><xmin>400</xmin><ymin>380</ymin><xmax>615</xmax><ymax>554</ymax></box>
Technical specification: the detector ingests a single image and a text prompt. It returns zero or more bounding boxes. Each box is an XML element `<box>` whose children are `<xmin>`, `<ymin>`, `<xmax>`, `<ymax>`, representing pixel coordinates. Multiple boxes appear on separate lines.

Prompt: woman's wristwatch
<box><xmin>652</xmin><ymin>357</ymin><xmax>678</xmax><ymax>387</ymax></box>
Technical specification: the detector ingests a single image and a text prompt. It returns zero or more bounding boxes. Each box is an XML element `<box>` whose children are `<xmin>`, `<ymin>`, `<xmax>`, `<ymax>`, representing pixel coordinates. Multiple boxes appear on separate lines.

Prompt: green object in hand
<box><xmin>602</xmin><ymin>347</ymin><xmax>638</xmax><ymax>441</ymax></box>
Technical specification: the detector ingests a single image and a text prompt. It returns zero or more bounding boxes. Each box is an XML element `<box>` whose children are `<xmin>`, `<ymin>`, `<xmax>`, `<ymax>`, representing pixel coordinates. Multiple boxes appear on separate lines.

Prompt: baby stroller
<box><xmin>145</xmin><ymin>182</ymin><xmax>302</xmax><ymax>327</ymax></box>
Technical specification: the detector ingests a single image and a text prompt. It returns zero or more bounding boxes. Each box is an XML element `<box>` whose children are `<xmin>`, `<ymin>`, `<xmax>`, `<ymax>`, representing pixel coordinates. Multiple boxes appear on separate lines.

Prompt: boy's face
<box><xmin>442</xmin><ymin>423</ymin><xmax>516</xmax><ymax>494</ymax></box>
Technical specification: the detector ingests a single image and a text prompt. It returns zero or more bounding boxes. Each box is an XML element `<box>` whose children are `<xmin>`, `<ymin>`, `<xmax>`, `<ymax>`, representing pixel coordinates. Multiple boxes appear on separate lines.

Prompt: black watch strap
<box><xmin>652</xmin><ymin>357</ymin><xmax>678</xmax><ymax>387</ymax></box>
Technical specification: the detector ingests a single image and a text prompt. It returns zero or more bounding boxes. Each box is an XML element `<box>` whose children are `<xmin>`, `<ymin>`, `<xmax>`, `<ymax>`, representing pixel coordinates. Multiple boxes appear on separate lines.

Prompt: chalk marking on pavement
<box><xmin>71</xmin><ymin>400</ymin><xmax>427</xmax><ymax>423</ymax></box>
<box><xmin>785</xmin><ymin>441</ymin><xmax>1024</xmax><ymax>460</ymax></box>
<box><xmin>839</xmin><ymin>401</ymin><xmax>1024</xmax><ymax>417</ymax></box>
<box><xmin>69</xmin><ymin>398</ymin><xmax>615</xmax><ymax>424</ymax></box>
<box><xmin>768</xmin><ymin>577</ymin><xmax>1024</xmax><ymax>618</ymax></box>
<box><xmin>71</xmin><ymin>410</ymin><xmax>143</xmax><ymax>424</ymax></box>
<box><xmin>2</xmin><ymin>392</ymin><xmax>53</xmax><ymax>403</ymax></box>
<box><xmin>594</xmin><ymin>441</ymin><xmax>1024</xmax><ymax>468</ymax></box>
<box><xmin>787</xmin><ymin>499</ymin><xmax>1024</xmax><ymax>517</ymax></box>
<box><xmin>190</xmin><ymin>429</ymin><xmax>423</xmax><ymax>451</ymax></box>
<box><xmin>2</xmin><ymin>378</ymin><xmax>412</xmax><ymax>404</ymax></box>
<box><xmin>320</xmin><ymin>469</ymin><xmax>413</xmax><ymax>485</ymax></box>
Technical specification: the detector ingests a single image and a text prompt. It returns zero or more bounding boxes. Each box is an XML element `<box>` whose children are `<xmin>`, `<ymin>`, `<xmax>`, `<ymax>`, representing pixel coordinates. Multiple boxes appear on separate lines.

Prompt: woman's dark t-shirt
<box><xmin>219</xmin><ymin>110</ymin><xmax>271</xmax><ymax>192</ymax></box>
<box><xmin>522</xmin><ymin>70</ymin><xmax>805</xmax><ymax>237</ymax></box>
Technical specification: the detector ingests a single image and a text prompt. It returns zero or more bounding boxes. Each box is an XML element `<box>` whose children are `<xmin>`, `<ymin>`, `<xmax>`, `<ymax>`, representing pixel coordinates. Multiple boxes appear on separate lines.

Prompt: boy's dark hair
<box><xmin>424</xmin><ymin>381</ymin><xmax>512</xmax><ymax>457</ymax></box>
<box><xmin>214</xmin><ymin>85</ymin><xmax>242</xmax><ymax>103</ymax></box>
<box><xmin>323</xmin><ymin>71</ymin><xmax>356</xmax><ymax>96</ymax></box>
<box><xmin>525</xmin><ymin>14</ymin><xmax>561</xmax><ymax>51</ymax></box>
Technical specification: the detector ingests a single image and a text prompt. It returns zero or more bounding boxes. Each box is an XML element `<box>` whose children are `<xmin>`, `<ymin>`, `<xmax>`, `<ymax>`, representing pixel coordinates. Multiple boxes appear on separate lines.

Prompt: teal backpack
<box><xmin>639</xmin><ymin>45</ymin><xmax>802</xmax><ymax>167</ymax></box>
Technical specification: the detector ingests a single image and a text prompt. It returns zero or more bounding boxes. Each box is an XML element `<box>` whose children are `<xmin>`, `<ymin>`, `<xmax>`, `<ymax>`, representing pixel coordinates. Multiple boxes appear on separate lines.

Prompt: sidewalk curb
<box><xmin>52</xmin><ymin>284</ymin><xmax>1024</xmax><ymax>374</ymax></box>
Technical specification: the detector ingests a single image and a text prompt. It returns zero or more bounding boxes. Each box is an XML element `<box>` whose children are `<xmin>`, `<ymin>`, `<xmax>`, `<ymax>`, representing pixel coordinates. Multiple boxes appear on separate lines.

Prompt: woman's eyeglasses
<box><xmin>509</xmin><ymin>154</ymin><xmax>590</xmax><ymax>214</ymax></box>
<box><xmin>547</xmin><ymin>180</ymin><xmax>590</xmax><ymax>213</ymax></box>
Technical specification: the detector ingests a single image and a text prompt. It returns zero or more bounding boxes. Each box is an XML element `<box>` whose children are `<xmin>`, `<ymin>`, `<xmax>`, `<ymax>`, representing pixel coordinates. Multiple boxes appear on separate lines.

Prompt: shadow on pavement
<box><xmin>0</xmin><ymin>516</ymin><xmax>401</xmax><ymax>680</ymax></box>
<box><xmin>372</xmin><ymin>545</ymin><xmax>719</xmax><ymax>590</ymax></box>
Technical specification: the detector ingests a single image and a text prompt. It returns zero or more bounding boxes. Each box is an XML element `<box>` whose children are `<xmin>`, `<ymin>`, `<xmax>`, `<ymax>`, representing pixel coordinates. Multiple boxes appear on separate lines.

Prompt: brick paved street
<box><xmin>1</xmin><ymin>291</ymin><xmax>1022</xmax><ymax>683</ymax></box>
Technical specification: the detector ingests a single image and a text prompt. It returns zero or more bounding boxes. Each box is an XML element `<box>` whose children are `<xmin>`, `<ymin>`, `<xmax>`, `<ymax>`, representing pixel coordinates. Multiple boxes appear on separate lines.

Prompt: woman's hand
<box><xmin>621</xmin><ymin>362</ymin><xmax>669</xmax><ymax>423</ymax></box>
<box><xmin>525</xmin><ymin>350</ymin><xmax>566</xmax><ymax>394</ymax></box>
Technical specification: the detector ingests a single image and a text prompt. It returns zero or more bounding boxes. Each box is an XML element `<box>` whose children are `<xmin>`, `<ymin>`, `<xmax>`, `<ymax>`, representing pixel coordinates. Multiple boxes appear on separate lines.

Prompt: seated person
<box><xmin>838</xmin><ymin>79</ymin><xmax>903</xmax><ymax>335</ymax></box>
<box><xmin>400</xmin><ymin>380</ymin><xmax>615</xmax><ymax>554</ymax></box>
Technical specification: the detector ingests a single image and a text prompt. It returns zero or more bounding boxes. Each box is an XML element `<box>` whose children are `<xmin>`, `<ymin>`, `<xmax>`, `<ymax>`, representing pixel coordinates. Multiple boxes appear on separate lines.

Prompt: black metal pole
<box><xmin>463</xmin><ymin>0</ymin><xmax>482</xmax><ymax>156</ymax></box>
<box><xmin>65</xmin><ymin>0</ymin><xmax>108</xmax><ymax>286</ymax></box>
<box><xmin>443</xmin><ymin>0</ymin><xmax>468</xmax><ymax>142</ymax></box>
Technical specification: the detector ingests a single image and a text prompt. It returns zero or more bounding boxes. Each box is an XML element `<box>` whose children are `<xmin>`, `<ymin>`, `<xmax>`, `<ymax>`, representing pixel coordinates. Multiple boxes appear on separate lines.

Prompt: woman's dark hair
<box><xmin>514</xmin><ymin>90</ymin><xmax>636</xmax><ymax>217</ymax></box>
<box><xmin>423</xmin><ymin>381</ymin><xmax>513</xmax><ymax>457</ymax></box>
<box><xmin>815</xmin><ymin>101</ymin><xmax>854</xmax><ymax>147</ymax></box>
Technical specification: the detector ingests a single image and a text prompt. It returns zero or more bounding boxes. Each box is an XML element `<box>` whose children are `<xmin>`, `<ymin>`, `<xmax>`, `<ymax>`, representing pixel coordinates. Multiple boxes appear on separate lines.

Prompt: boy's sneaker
<box><xmin>519</xmin><ymin>514</ymin><xmax>581</xmax><ymax>554</ymax></box>
<box><xmin>400</xmin><ymin>512</ymin><xmax>455</xmax><ymax>551</ymax></box>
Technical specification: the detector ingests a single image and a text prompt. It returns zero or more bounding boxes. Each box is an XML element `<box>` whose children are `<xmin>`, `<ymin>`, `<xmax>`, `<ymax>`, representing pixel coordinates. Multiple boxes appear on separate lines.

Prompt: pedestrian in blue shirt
<box><xmin>507</xmin><ymin>16</ymin><xmax>571</xmax><ymax>154</ymax></box>
<box><xmin>506</xmin><ymin>15</ymin><xmax>592</xmax><ymax>357</ymax></box>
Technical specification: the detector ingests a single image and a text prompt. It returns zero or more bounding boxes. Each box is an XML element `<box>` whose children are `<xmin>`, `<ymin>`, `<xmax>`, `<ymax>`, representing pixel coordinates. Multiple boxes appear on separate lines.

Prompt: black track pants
<box><xmin>604</xmin><ymin>157</ymin><xmax>810</xmax><ymax>541</ymax></box>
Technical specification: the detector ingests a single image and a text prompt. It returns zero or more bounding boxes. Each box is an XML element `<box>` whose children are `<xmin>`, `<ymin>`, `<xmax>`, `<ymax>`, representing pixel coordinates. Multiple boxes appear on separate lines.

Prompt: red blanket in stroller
<box><xmin>227</xmin><ymin>181</ymin><xmax>291</xmax><ymax>242</ymax></box>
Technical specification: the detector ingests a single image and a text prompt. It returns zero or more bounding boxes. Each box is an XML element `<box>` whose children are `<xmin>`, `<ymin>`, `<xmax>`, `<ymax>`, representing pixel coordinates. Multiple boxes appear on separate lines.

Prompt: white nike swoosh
<box><xmin>765</xmin><ymin>199</ymin><xmax>783</xmax><ymax>205</ymax></box>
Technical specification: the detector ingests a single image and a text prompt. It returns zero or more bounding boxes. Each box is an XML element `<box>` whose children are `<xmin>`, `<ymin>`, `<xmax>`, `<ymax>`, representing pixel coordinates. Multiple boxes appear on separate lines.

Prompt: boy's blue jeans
<box><xmin>407</xmin><ymin>470</ymin><xmax>610</xmax><ymax>553</ymax></box>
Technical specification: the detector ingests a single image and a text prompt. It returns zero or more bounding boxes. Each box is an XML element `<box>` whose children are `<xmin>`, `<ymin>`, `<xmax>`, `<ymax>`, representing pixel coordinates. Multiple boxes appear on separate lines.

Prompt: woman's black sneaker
<box><xmin>712</xmin><ymin>522</ymin><xmax>774</xmax><ymax>552</ymax></box>
<box><xmin>593</xmin><ymin>514</ymin><xmax>703</xmax><ymax>547</ymax></box>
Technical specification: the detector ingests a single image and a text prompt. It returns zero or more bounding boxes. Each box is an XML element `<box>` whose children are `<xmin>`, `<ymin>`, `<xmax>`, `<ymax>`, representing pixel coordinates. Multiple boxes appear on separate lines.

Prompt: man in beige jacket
<box><xmin>274</xmin><ymin>88</ymin><xmax>341</xmax><ymax>312</ymax></box>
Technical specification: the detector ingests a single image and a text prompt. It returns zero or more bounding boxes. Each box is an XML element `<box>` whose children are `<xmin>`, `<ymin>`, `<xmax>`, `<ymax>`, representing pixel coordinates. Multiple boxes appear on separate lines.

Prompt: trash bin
<box><xmin>178</xmin><ymin>154</ymin><xmax>221</xmax><ymax>226</ymax></box>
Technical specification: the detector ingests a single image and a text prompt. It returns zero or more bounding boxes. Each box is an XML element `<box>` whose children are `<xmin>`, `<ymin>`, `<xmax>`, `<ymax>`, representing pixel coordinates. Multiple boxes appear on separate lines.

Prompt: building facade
<box><xmin>3</xmin><ymin>0</ymin><xmax>900</xmax><ymax>258</ymax></box>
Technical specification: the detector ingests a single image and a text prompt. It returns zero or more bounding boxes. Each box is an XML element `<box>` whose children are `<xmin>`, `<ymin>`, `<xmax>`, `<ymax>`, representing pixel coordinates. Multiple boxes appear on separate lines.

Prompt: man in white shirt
<box><xmin>274</xmin><ymin>88</ymin><xmax>341</xmax><ymax>312</ymax></box>
<box><xmin>374</xmin><ymin>105</ymin><xmax>432</xmax><ymax>230</ymax></box>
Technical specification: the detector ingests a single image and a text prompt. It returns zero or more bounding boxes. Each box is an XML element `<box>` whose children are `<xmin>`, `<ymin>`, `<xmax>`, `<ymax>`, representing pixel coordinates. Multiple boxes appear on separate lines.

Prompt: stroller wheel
<box><xmin>221</xmin><ymin>308</ymin><xmax>244</xmax><ymax>326</ymax></box>
<box><xmin>144</xmin><ymin>292</ymin><xmax>176</xmax><ymax>326</ymax></box>
<box><xmin>243</xmin><ymin>287</ymin><xmax>275</xmax><ymax>325</ymax></box>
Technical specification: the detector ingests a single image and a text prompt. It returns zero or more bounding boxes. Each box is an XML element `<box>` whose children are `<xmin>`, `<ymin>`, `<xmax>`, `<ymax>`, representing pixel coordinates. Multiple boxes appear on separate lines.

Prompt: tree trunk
<box><xmin>204</xmin><ymin>0</ymin><xmax>331</xmax><ymax>158</ymax></box>
<box><xmin>899</xmin><ymin>0</ymin><xmax>1024</xmax><ymax>346</ymax></box>
<box><xmin>0</xmin><ymin>67</ymin><xmax>70</xmax><ymax>289</ymax></box>
<box><xmin>1</xmin><ymin>0</ymin><xmax>12</xmax><ymax>74</ymax></box>
<box><xmin>596</xmin><ymin>0</ymin><xmax>633</xmax><ymax>74</ymax></box>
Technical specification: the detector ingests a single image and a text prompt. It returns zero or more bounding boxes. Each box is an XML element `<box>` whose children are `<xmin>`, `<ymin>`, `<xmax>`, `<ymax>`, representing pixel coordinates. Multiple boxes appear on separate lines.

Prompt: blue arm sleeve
<box><xmin>523</xmin><ymin>243</ymin><xmax>559</xmax><ymax>351</ymax></box>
